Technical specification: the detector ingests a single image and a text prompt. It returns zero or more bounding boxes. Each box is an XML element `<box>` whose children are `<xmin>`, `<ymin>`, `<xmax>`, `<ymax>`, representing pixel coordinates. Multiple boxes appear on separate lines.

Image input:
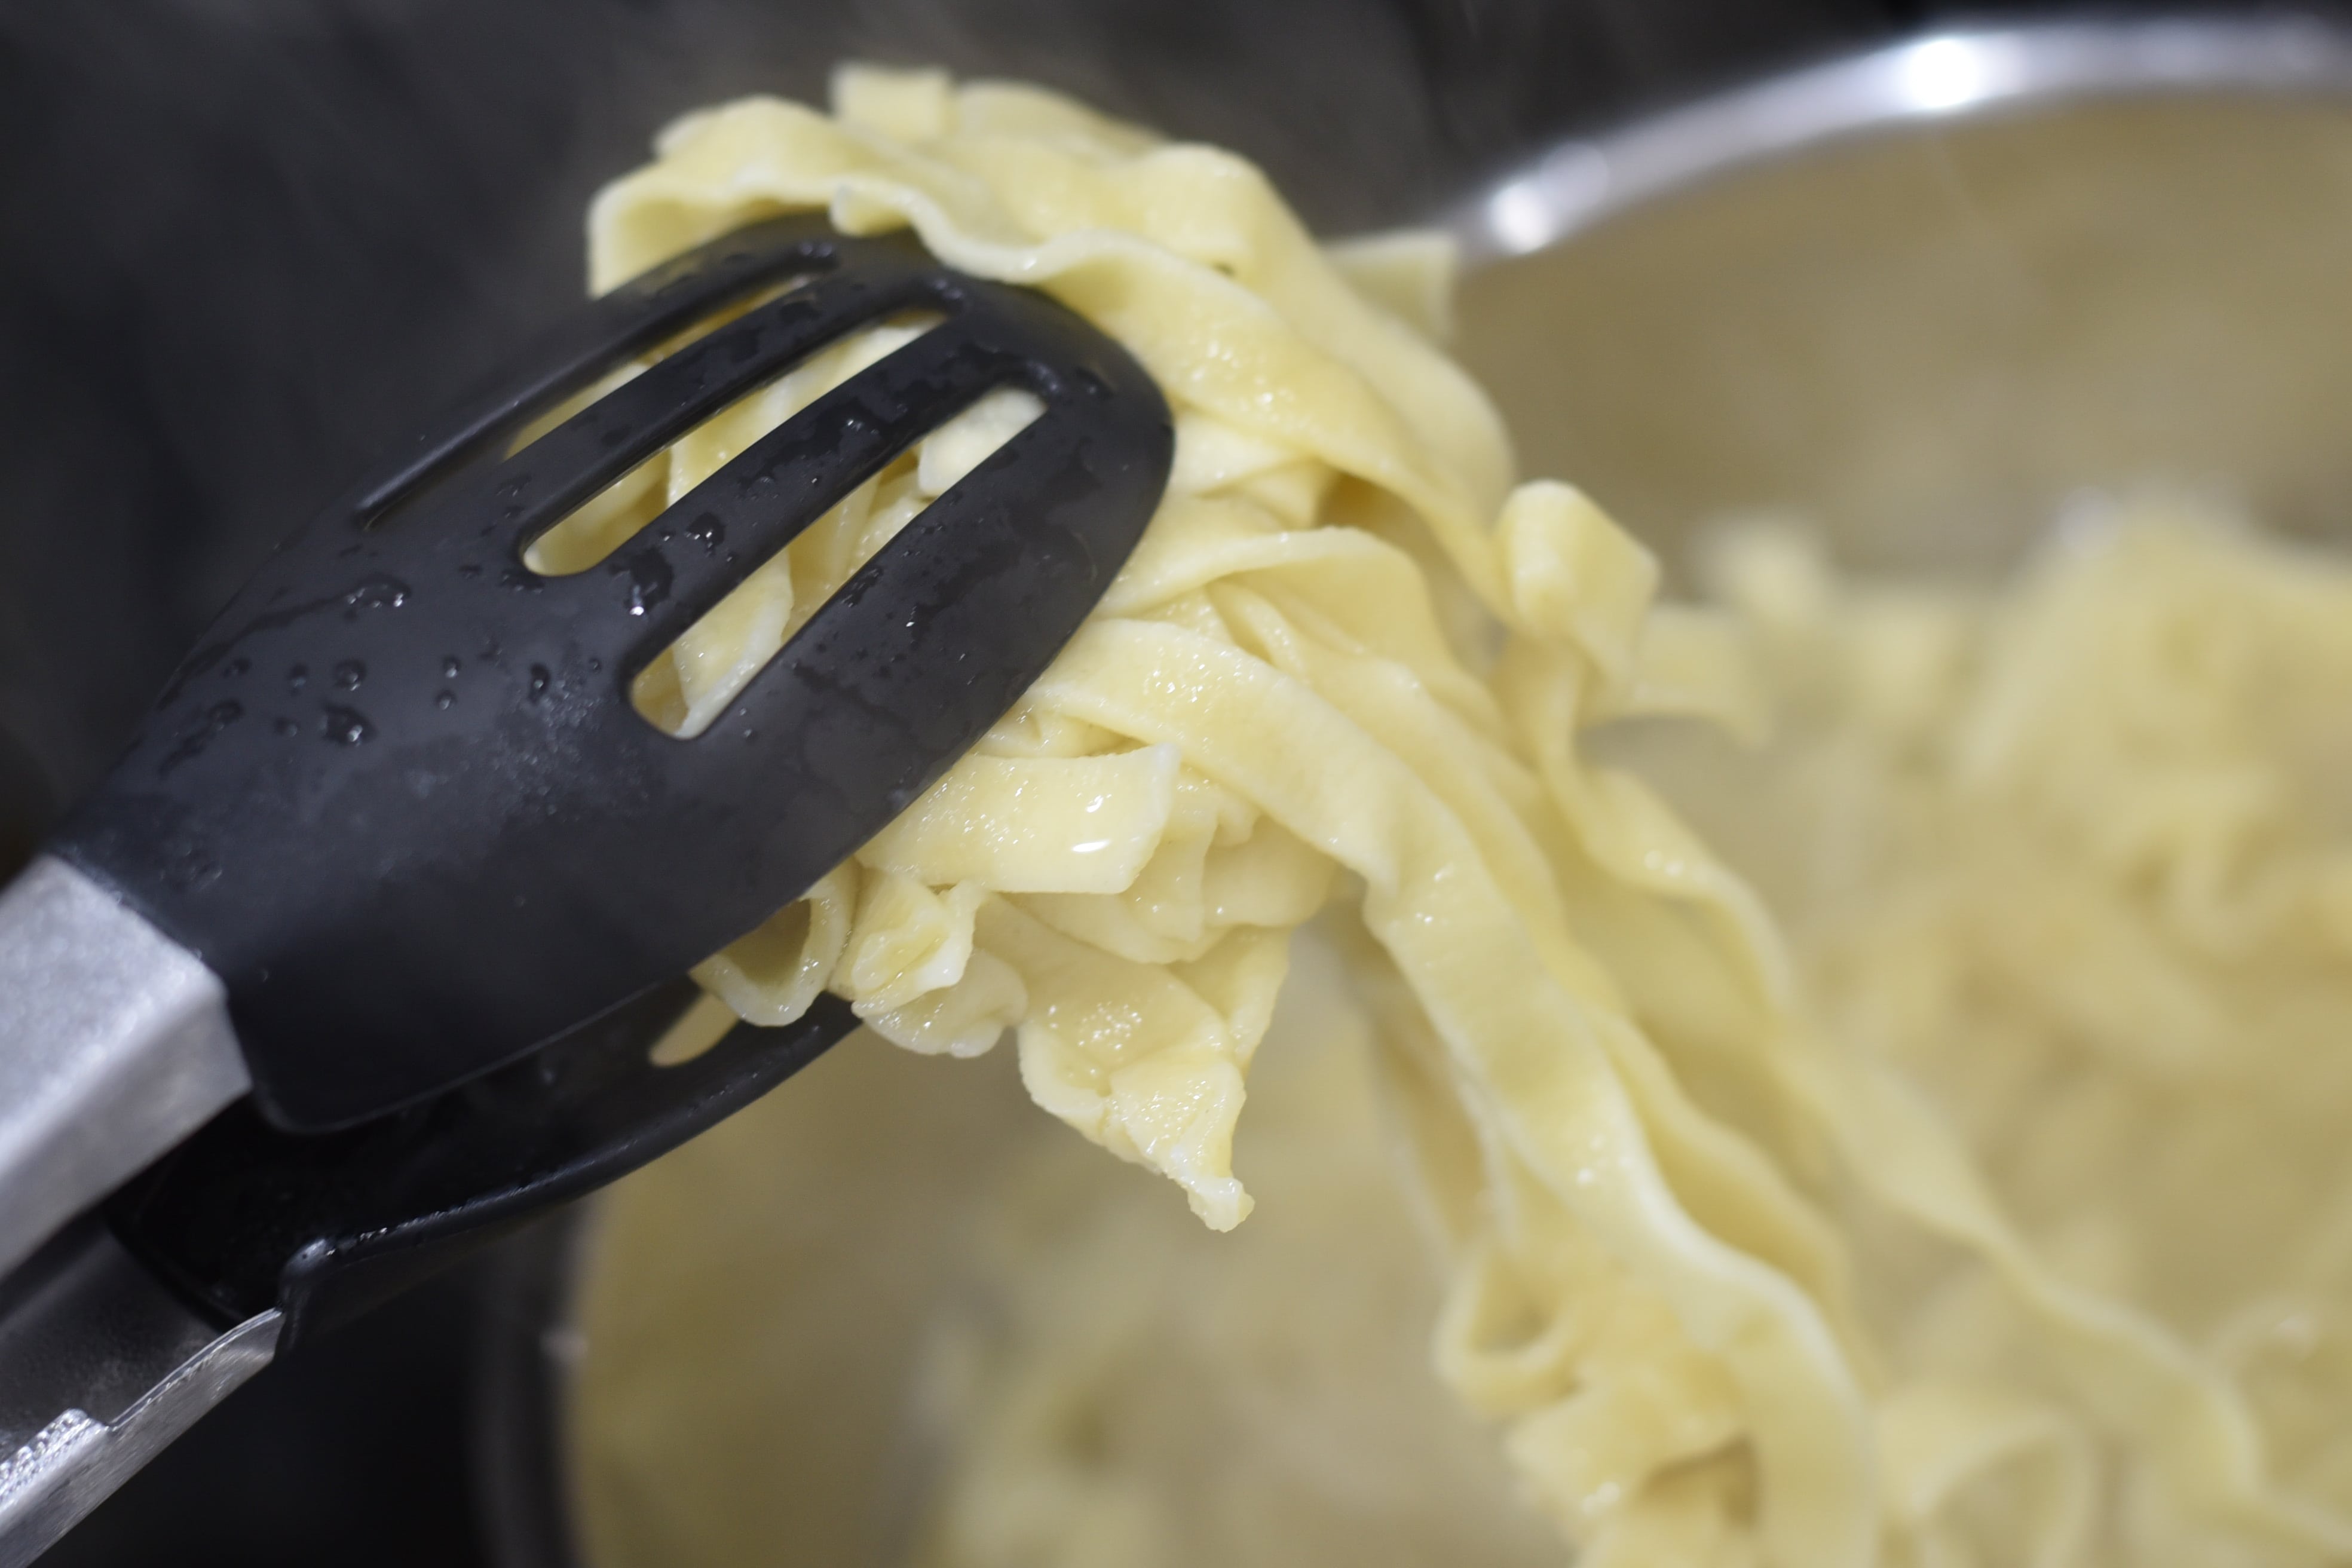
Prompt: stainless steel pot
<box><xmin>489</xmin><ymin>17</ymin><xmax>2352</xmax><ymax>1566</ymax></box>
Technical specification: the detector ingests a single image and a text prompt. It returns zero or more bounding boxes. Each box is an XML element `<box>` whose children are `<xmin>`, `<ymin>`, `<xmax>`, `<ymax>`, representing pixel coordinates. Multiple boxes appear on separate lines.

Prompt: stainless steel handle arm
<box><xmin>0</xmin><ymin>856</ymin><xmax>251</xmax><ymax>1285</ymax></box>
<box><xmin>0</xmin><ymin>1219</ymin><xmax>278</xmax><ymax>1568</ymax></box>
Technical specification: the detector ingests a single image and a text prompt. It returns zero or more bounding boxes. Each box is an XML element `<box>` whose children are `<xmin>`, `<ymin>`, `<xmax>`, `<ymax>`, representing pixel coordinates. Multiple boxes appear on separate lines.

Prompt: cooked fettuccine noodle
<box><xmin>565</xmin><ymin>66</ymin><xmax>2352</xmax><ymax>1567</ymax></box>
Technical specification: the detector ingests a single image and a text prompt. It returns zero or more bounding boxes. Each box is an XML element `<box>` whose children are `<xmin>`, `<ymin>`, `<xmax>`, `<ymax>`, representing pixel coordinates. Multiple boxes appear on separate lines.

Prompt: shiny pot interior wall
<box><xmin>1456</xmin><ymin>94</ymin><xmax>2352</xmax><ymax>578</ymax></box>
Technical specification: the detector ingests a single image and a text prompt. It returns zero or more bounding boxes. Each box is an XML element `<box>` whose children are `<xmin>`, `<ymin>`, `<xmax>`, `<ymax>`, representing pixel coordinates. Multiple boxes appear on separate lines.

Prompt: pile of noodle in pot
<box><xmin>556</xmin><ymin>65</ymin><xmax>2352</xmax><ymax>1568</ymax></box>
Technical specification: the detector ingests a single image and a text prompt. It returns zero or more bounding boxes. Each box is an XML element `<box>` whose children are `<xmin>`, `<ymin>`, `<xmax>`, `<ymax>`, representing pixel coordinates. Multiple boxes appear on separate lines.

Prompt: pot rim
<box><xmin>1444</xmin><ymin>13</ymin><xmax>2352</xmax><ymax>262</ymax></box>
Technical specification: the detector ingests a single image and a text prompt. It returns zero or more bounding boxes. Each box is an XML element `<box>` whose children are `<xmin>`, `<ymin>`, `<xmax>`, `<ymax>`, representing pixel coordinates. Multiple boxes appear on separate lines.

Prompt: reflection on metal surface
<box><xmin>1451</xmin><ymin>17</ymin><xmax>2352</xmax><ymax>260</ymax></box>
<box><xmin>0</xmin><ymin>1220</ymin><xmax>279</xmax><ymax>1567</ymax></box>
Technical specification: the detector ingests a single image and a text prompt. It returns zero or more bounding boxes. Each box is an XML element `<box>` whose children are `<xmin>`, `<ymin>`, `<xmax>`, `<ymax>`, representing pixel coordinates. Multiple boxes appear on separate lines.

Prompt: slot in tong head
<box><xmin>0</xmin><ymin>213</ymin><xmax>1172</xmax><ymax>1563</ymax></box>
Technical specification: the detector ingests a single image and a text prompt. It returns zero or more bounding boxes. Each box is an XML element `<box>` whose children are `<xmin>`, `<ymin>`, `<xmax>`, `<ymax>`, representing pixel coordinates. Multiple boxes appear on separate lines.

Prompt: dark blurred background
<box><xmin>0</xmin><ymin>0</ymin><xmax>2323</xmax><ymax>1563</ymax></box>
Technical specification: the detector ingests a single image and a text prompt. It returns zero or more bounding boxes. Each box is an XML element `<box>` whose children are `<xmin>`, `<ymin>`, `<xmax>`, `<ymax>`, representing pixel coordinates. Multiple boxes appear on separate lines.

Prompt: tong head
<box><xmin>50</xmin><ymin>214</ymin><xmax>1174</xmax><ymax>1133</ymax></box>
<box><xmin>106</xmin><ymin>981</ymin><xmax>856</xmax><ymax>1348</ymax></box>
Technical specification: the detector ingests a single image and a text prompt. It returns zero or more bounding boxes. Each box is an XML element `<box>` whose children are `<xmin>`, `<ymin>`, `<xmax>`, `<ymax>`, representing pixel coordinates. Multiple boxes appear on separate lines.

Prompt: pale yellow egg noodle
<box><xmin>555</xmin><ymin>65</ymin><xmax>2352</xmax><ymax>1568</ymax></box>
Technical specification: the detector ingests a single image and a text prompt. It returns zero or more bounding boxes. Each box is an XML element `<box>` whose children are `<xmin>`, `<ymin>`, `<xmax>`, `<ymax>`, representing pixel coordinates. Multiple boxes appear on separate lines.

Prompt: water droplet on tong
<box><xmin>322</xmin><ymin>706</ymin><xmax>373</xmax><ymax>745</ymax></box>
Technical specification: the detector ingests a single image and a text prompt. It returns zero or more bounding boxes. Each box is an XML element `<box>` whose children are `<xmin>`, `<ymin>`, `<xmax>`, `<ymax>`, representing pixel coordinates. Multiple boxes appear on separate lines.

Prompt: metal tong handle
<box><xmin>0</xmin><ymin>1220</ymin><xmax>279</xmax><ymax>1568</ymax></box>
<box><xmin>0</xmin><ymin>859</ymin><xmax>247</xmax><ymax>1288</ymax></box>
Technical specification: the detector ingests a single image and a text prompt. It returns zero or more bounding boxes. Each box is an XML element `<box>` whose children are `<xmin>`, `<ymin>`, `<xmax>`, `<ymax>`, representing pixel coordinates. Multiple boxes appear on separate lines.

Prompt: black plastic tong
<box><xmin>0</xmin><ymin>213</ymin><xmax>1171</xmax><ymax>1560</ymax></box>
<box><xmin>65</xmin><ymin>212</ymin><xmax>1172</xmax><ymax>1132</ymax></box>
